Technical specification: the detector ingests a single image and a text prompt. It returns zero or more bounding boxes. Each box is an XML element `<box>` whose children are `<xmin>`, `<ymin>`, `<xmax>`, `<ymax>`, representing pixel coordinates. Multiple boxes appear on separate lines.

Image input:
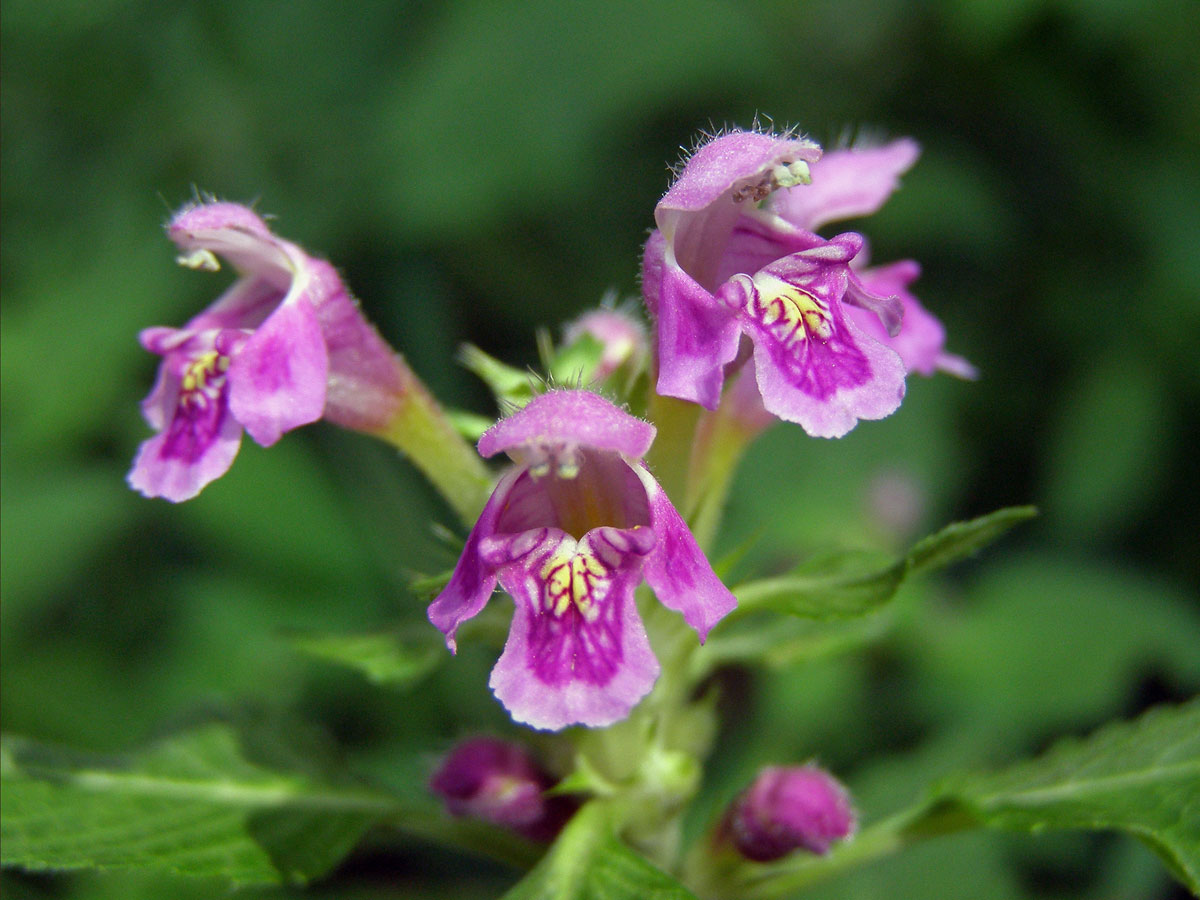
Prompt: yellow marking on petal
<box><xmin>179</xmin><ymin>351</ymin><xmax>231</xmax><ymax>407</ymax></box>
<box><xmin>538</xmin><ymin>546</ymin><xmax>607</xmax><ymax>623</ymax></box>
<box><xmin>749</xmin><ymin>273</ymin><xmax>834</xmax><ymax>345</ymax></box>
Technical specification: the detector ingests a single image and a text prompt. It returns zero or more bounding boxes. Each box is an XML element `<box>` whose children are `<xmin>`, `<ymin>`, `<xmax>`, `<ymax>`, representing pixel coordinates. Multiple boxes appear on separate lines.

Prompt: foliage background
<box><xmin>3</xmin><ymin>0</ymin><xmax>1198</xmax><ymax>897</ymax></box>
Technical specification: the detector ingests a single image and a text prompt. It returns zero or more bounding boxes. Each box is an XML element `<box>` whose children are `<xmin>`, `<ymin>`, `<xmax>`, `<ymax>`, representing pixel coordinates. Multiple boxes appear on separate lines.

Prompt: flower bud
<box><xmin>725</xmin><ymin>765</ymin><xmax>856</xmax><ymax>861</ymax></box>
<box><xmin>429</xmin><ymin>737</ymin><xmax>574</xmax><ymax>841</ymax></box>
<box><xmin>562</xmin><ymin>306</ymin><xmax>647</xmax><ymax>381</ymax></box>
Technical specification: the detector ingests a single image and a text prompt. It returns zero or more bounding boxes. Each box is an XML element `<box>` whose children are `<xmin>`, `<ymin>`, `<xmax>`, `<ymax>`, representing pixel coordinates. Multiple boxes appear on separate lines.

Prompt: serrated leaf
<box><xmin>729</xmin><ymin>701</ymin><xmax>1200</xmax><ymax>898</ymax></box>
<box><xmin>905</xmin><ymin>506</ymin><xmax>1037</xmax><ymax>577</ymax></box>
<box><xmin>0</xmin><ymin>725</ymin><xmax>397</xmax><ymax>885</ymax></box>
<box><xmin>932</xmin><ymin>699</ymin><xmax>1200</xmax><ymax>892</ymax></box>
<box><xmin>289</xmin><ymin>631</ymin><xmax>442</xmax><ymax>689</ymax></box>
<box><xmin>730</xmin><ymin>507</ymin><xmax>1035</xmax><ymax>623</ymax></box>
<box><xmin>502</xmin><ymin>803</ymin><xmax>697</xmax><ymax>900</ymax></box>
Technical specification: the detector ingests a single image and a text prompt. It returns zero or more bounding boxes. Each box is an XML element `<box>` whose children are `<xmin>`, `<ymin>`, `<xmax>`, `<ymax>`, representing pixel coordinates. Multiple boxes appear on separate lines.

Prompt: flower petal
<box><xmin>314</xmin><ymin>258</ymin><xmax>412</xmax><ymax>432</ymax></box>
<box><xmin>718</xmin><ymin>243</ymin><xmax>906</xmax><ymax>438</ymax></box>
<box><xmin>127</xmin><ymin>376</ymin><xmax>243</xmax><ymax>502</ymax></box>
<box><xmin>169</xmin><ymin>203</ymin><xmax>293</xmax><ymax>289</ymax></box>
<box><xmin>848</xmin><ymin>261</ymin><xmax>976</xmax><ymax>378</ymax></box>
<box><xmin>657</xmin><ymin>131</ymin><xmax>822</xmax><ymax>290</ymax></box>
<box><xmin>771</xmin><ymin>139</ymin><xmax>920</xmax><ymax>232</ymax></box>
<box><xmin>644</xmin><ymin>233</ymin><xmax>744</xmax><ymax>410</ymax></box>
<box><xmin>227</xmin><ymin>296</ymin><xmax>329</xmax><ymax>446</ymax></box>
<box><xmin>634</xmin><ymin>466</ymin><xmax>736</xmax><ymax>641</ymax></box>
<box><xmin>478</xmin><ymin>389</ymin><xmax>655</xmax><ymax>462</ymax></box>
<box><xmin>488</xmin><ymin>526</ymin><xmax>659</xmax><ymax>730</ymax></box>
<box><xmin>428</xmin><ymin>469</ymin><xmax>523</xmax><ymax>651</ymax></box>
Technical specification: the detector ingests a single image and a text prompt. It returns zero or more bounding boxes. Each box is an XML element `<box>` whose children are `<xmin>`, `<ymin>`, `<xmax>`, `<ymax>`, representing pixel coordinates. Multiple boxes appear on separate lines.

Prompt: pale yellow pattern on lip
<box><xmin>745</xmin><ymin>272</ymin><xmax>833</xmax><ymax>346</ymax></box>
<box><xmin>179</xmin><ymin>351</ymin><xmax>230</xmax><ymax>409</ymax></box>
<box><xmin>539</xmin><ymin>541</ymin><xmax>607</xmax><ymax>623</ymax></box>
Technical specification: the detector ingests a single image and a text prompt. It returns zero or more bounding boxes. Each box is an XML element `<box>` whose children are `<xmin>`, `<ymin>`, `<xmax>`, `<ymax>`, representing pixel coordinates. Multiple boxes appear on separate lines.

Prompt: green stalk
<box><xmin>370</xmin><ymin>374</ymin><xmax>493</xmax><ymax>526</ymax></box>
<box><xmin>683</xmin><ymin>404</ymin><xmax>761</xmax><ymax>552</ymax></box>
<box><xmin>645</xmin><ymin>392</ymin><xmax>703</xmax><ymax>504</ymax></box>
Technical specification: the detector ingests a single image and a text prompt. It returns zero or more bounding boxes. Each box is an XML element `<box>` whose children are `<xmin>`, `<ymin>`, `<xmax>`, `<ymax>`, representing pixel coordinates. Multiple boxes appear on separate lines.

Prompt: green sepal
<box><xmin>459</xmin><ymin>343</ymin><xmax>539</xmax><ymax>407</ymax></box>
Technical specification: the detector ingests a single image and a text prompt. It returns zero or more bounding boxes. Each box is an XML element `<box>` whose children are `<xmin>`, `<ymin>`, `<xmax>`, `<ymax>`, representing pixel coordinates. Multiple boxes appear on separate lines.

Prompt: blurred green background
<box><xmin>3</xmin><ymin>0</ymin><xmax>1199</xmax><ymax>898</ymax></box>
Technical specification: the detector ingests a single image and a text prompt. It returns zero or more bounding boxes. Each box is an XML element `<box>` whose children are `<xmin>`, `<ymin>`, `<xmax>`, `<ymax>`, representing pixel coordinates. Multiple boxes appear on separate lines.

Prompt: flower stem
<box><xmin>683</xmin><ymin>405</ymin><xmax>760</xmax><ymax>553</ymax></box>
<box><xmin>372</xmin><ymin>376</ymin><xmax>494</xmax><ymax>525</ymax></box>
<box><xmin>645</xmin><ymin>392</ymin><xmax>703</xmax><ymax>504</ymax></box>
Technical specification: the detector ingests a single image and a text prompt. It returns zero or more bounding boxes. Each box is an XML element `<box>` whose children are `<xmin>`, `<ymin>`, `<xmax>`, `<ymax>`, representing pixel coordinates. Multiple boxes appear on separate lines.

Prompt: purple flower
<box><xmin>774</xmin><ymin>140</ymin><xmax>975</xmax><ymax>379</ymax></box>
<box><xmin>641</xmin><ymin>129</ymin><xmax>905</xmax><ymax>438</ymax></box>
<box><xmin>428</xmin><ymin>390</ymin><xmax>736</xmax><ymax>731</ymax></box>
<box><xmin>642</xmin><ymin>129</ymin><xmax>964</xmax><ymax>437</ymax></box>
<box><xmin>129</xmin><ymin>201</ymin><xmax>411</xmax><ymax>502</ymax></box>
<box><xmin>429</xmin><ymin>737</ymin><xmax>576</xmax><ymax>841</ymax></box>
<box><xmin>724</xmin><ymin>765</ymin><xmax>857</xmax><ymax>861</ymax></box>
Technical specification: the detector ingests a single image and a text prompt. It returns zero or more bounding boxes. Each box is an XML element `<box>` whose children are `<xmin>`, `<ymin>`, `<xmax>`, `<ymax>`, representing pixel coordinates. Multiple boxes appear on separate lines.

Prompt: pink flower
<box><xmin>129</xmin><ymin>201</ymin><xmax>409</xmax><ymax>501</ymax></box>
<box><xmin>642</xmin><ymin>129</ymin><xmax>971</xmax><ymax>438</ymax></box>
<box><xmin>774</xmin><ymin>140</ymin><xmax>975</xmax><ymax>379</ymax></box>
<box><xmin>428</xmin><ymin>390</ymin><xmax>736</xmax><ymax>731</ymax></box>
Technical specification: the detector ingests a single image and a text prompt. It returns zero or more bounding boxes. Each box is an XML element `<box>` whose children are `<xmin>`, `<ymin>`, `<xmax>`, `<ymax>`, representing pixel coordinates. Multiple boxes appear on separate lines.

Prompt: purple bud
<box><xmin>725</xmin><ymin>765</ymin><xmax>856</xmax><ymax>861</ymax></box>
<box><xmin>429</xmin><ymin>737</ymin><xmax>574</xmax><ymax>841</ymax></box>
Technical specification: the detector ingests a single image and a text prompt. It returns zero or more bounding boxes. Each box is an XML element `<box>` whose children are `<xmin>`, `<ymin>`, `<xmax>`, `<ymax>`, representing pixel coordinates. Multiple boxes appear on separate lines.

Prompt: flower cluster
<box><xmin>130</xmin><ymin>125</ymin><xmax>966</xmax><ymax>738</ymax></box>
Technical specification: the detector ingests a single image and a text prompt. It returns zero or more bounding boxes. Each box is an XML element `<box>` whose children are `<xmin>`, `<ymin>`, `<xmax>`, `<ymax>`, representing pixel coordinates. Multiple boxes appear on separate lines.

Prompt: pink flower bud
<box><xmin>725</xmin><ymin>765</ymin><xmax>856</xmax><ymax>861</ymax></box>
<box><xmin>429</xmin><ymin>737</ymin><xmax>575</xmax><ymax>841</ymax></box>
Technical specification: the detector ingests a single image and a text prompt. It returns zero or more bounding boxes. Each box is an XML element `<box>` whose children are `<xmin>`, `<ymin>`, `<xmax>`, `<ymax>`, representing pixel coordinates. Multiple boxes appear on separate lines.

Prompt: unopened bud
<box><xmin>429</xmin><ymin>737</ymin><xmax>575</xmax><ymax>841</ymax></box>
<box><xmin>562</xmin><ymin>306</ymin><xmax>647</xmax><ymax>381</ymax></box>
<box><xmin>725</xmin><ymin>765</ymin><xmax>856</xmax><ymax>861</ymax></box>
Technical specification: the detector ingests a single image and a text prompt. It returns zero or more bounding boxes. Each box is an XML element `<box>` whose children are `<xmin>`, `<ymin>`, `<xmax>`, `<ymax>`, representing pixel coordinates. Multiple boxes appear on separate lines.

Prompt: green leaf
<box><xmin>727</xmin><ymin>701</ymin><xmax>1200</xmax><ymax>898</ymax></box>
<box><xmin>932</xmin><ymin>698</ymin><xmax>1200</xmax><ymax>892</ymax></box>
<box><xmin>0</xmin><ymin>725</ymin><xmax>395</xmax><ymax>885</ymax></box>
<box><xmin>733</xmin><ymin>550</ymin><xmax>905</xmax><ymax>620</ymax></box>
<box><xmin>904</xmin><ymin>506</ymin><xmax>1038</xmax><ymax>577</ymax></box>
<box><xmin>730</xmin><ymin>507</ymin><xmax>1036</xmax><ymax>623</ymax></box>
<box><xmin>502</xmin><ymin>802</ymin><xmax>697</xmax><ymax>900</ymax></box>
<box><xmin>289</xmin><ymin>630</ymin><xmax>442</xmax><ymax>689</ymax></box>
